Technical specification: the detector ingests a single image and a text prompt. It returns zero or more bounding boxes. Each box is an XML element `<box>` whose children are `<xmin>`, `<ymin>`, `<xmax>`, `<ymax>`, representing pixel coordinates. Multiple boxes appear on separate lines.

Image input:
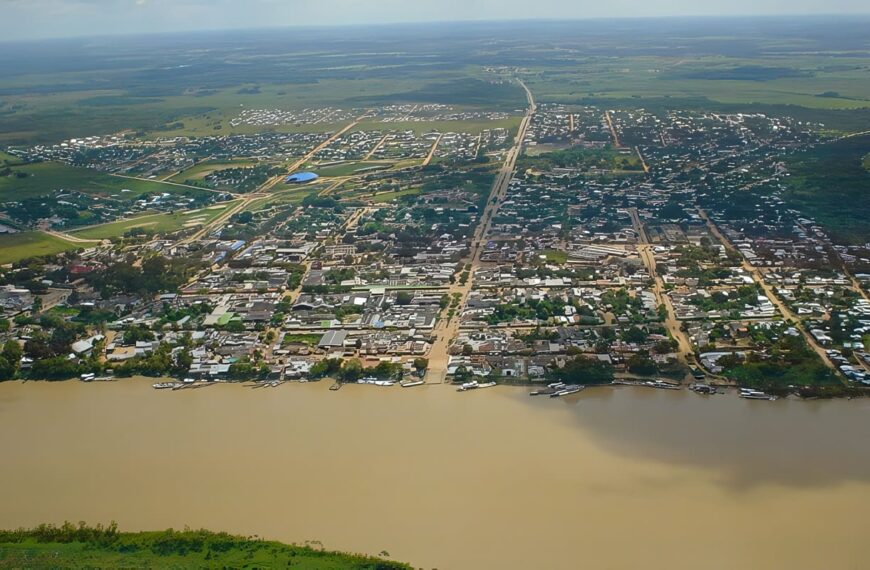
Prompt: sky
<box><xmin>2</xmin><ymin>0</ymin><xmax>869</xmax><ymax>40</ymax></box>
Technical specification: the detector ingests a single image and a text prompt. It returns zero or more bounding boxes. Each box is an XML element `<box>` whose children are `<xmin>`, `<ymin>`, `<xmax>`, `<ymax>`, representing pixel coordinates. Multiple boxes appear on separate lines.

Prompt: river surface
<box><xmin>1</xmin><ymin>379</ymin><xmax>869</xmax><ymax>569</ymax></box>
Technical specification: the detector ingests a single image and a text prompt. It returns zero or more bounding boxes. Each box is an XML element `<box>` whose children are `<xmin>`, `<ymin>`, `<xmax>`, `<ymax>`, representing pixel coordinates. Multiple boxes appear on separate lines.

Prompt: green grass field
<box><xmin>313</xmin><ymin>160</ymin><xmax>395</xmax><ymax>177</ymax></box>
<box><xmin>72</xmin><ymin>201</ymin><xmax>238</xmax><ymax>240</ymax></box>
<box><xmin>0</xmin><ymin>162</ymin><xmax>207</xmax><ymax>202</ymax></box>
<box><xmin>169</xmin><ymin>159</ymin><xmax>258</xmax><ymax>184</ymax></box>
<box><xmin>0</xmin><ymin>231</ymin><xmax>80</xmax><ymax>264</ymax></box>
<box><xmin>0</xmin><ymin>525</ymin><xmax>410</xmax><ymax>569</ymax></box>
<box><xmin>0</xmin><ymin>151</ymin><xmax>24</xmax><ymax>166</ymax></box>
<box><xmin>368</xmin><ymin>188</ymin><xmax>422</xmax><ymax>203</ymax></box>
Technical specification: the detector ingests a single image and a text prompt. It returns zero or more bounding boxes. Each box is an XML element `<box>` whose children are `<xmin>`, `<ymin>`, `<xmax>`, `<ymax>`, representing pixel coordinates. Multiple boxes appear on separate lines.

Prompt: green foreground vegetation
<box><xmin>0</xmin><ymin>523</ymin><xmax>410</xmax><ymax>569</ymax></box>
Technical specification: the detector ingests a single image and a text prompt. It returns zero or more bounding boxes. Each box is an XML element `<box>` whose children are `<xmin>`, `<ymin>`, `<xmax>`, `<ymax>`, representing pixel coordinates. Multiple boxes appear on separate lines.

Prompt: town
<box><xmin>1</xmin><ymin>84</ymin><xmax>869</xmax><ymax>400</ymax></box>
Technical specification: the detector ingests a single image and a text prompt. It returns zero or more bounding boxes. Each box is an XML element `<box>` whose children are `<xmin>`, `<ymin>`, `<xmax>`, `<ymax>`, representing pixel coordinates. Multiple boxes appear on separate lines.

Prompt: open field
<box><xmin>0</xmin><ymin>162</ymin><xmax>208</xmax><ymax>202</ymax></box>
<box><xmin>0</xmin><ymin>151</ymin><xmax>24</xmax><ymax>166</ymax></box>
<box><xmin>313</xmin><ymin>160</ymin><xmax>395</xmax><ymax>178</ymax></box>
<box><xmin>0</xmin><ymin>231</ymin><xmax>79</xmax><ymax>264</ymax></box>
<box><xmin>72</xmin><ymin>201</ymin><xmax>238</xmax><ymax>240</ymax></box>
<box><xmin>169</xmin><ymin>159</ymin><xmax>258</xmax><ymax>184</ymax></box>
<box><xmin>368</xmin><ymin>188</ymin><xmax>422</xmax><ymax>203</ymax></box>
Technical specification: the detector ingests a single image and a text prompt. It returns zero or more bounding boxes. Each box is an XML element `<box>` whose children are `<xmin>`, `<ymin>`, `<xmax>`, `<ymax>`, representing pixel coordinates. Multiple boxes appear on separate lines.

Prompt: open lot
<box><xmin>169</xmin><ymin>159</ymin><xmax>258</xmax><ymax>184</ymax></box>
<box><xmin>0</xmin><ymin>231</ymin><xmax>79</xmax><ymax>264</ymax></box>
<box><xmin>72</xmin><ymin>201</ymin><xmax>238</xmax><ymax>240</ymax></box>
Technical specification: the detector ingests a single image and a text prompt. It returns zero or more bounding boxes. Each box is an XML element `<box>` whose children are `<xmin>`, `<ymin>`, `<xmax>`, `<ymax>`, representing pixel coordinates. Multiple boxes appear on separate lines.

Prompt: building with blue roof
<box><xmin>285</xmin><ymin>172</ymin><xmax>319</xmax><ymax>184</ymax></box>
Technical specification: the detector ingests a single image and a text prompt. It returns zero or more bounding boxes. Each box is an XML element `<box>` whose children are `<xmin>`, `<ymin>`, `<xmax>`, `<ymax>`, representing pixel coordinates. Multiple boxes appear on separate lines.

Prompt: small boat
<box><xmin>551</xmin><ymin>385</ymin><xmax>585</xmax><ymax>398</ymax></box>
<box><xmin>401</xmin><ymin>380</ymin><xmax>425</xmax><ymax>388</ymax></box>
<box><xmin>457</xmin><ymin>381</ymin><xmax>479</xmax><ymax>392</ymax></box>
<box><xmin>477</xmin><ymin>382</ymin><xmax>497</xmax><ymax>389</ymax></box>
<box><xmin>153</xmin><ymin>382</ymin><xmax>178</xmax><ymax>390</ymax></box>
<box><xmin>740</xmin><ymin>388</ymin><xmax>776</xmax><ymax>401</ymax></box>
<box><xmin>79</xmin><ymin>373</ymin><xmax>95</xmax><ymax>382</ymax></box>
<box><xmin>548</xmin><ymin>382</ymin><xmax>566</xmax><ymax>390</ymax></box>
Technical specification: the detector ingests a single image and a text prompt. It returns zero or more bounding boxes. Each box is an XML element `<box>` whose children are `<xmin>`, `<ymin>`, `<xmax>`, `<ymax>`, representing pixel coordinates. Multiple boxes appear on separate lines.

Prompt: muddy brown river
<box><xmin>1</xmin><ymin>379</ymin><xmax>868</xmax><ymax>569</ymax></box>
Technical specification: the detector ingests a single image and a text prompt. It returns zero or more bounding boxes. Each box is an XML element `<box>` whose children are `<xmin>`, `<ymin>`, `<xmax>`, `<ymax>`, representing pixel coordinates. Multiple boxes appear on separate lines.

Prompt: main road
<box><xmin>425</xmin><ymin>79</ymin><xmax>536</xmax><ymax>383</ymax></box>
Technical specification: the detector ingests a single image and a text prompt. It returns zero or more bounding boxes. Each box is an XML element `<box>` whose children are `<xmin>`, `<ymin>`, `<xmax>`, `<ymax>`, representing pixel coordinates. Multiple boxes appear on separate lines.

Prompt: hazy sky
<box><xmin>2</xmin><ymin>0</ymin><xmax>869</xmax><ymax>40</ymax></box>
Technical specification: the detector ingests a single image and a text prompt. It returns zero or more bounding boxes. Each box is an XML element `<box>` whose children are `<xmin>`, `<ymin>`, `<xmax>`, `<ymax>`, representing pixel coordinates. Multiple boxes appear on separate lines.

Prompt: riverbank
<box><xmin>1</xmin><ymin>378</ymin><xmax>869</xmax><ymax>569</ymax></box>
<box><xmin>10</xmin><ymin>372</ymin><xmax>868</xmax><ymax>401</ymax></box>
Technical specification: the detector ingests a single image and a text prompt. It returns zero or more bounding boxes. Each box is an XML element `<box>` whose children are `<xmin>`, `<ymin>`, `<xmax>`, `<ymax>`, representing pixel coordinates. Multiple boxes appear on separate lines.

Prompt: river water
<box><xmin>0</xmin><ymin>379</ymin><xmax>868</xmax><ymax>569</ymax></box>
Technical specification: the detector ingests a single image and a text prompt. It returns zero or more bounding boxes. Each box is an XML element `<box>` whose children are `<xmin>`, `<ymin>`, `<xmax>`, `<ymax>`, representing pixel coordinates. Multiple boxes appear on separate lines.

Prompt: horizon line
<box><xmin>4</xmin><ymin>12</ymin><xmax>870</xmax><ymax>44</ymax></box>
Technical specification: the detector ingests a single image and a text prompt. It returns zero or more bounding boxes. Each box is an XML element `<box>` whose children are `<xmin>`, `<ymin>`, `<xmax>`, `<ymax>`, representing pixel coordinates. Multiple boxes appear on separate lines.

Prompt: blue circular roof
<box><xmin>285</xmin><ymin>172</ymin><xmax>319</xmax><ymax>183</ymax></box>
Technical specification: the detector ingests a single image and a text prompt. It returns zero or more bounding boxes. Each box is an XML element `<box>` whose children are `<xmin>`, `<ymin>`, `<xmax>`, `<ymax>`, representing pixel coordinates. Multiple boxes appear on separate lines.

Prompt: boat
<box><xmin>650</xmin><ymin>381</ymin><xmax>681</xmax><ymax>391</ymax></box>
<box><xmin>548</xmin><ymin>382</ymin><xmax>566</xmax><ymax>390</ymax></box>
<box><xmin>691</xmin><ymin>383</ymin><xmax>717</xmax><ymax>395</ymax></box>
<box><xmin>401</xmin><ymin>380</ymin><xmax>425</xmax><ymax>388</ymax></box>
<box><xmin>79</xmin><ymin>373</ymin><xmax>95</xmax><ymax>382</ymax></box>
<box><xmin>152</xmin><ymin>382</ymin><xmax>178</xmax><ymax>390</ymax></box>
<box><xmin>457</xmin><ymin>381</ymin><xmax>479</xmax><ymax>392</ymax></box>
<box><xmin>740</xmin><ymin>388</ymin><xmax>776</xmax><ymax>401</ymax></box>
<box><xmin>550</xmin><ymin>385</ymin><xmax>585</xmax><ymax>398</ymax></box>
<box><xmin>477</xmin><ymin>382</ymin><xmax>497</xmax><ymax>389</ymax></box>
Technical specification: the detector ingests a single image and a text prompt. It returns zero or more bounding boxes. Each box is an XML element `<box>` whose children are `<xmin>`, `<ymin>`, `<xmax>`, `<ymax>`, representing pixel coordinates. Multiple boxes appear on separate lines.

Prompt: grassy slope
<box><xmin>0</xmin><ymin>162</ymin><xmax>205</xmax><ymax>202</ymax></box>
<box><xmin>0</xmin><ymin>231</ymin><xmax>79</xmax><ymax>265</ymax></box>
<box><xmin>0</xmin><ymin>527</ymin><xmax>410</xmax><ymax>569</ymax></box>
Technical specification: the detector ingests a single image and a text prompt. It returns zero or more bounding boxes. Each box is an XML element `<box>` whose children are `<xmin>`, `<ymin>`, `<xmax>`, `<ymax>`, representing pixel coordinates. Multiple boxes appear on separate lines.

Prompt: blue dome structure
<box><xmin>285</xmin><ymin>172</ymin><xmax>319</xmax><ymax>184</ymax></box>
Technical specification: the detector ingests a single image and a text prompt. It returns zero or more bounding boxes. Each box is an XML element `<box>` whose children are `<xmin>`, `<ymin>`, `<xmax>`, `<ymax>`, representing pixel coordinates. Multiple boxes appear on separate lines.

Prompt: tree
<box><xmin>339</xmin><ymin>359</ymin><xmax>364</xmax><ymax>382</ymax></box>
<box><xmin>453</xmin><ymin>365</ymin><xmax>472</xmax><ymax>383</ymax></box>
<box><xmin>413</xmin><ymin>358</ymin><xmax>429</xmax><ymax>372</ymax></box>
<box><xmin>0</xmin><ymin>356</ymin><xmax>15</xmax><ymax>381</ymax></box>
<box><xmin>621</xmin><ymin>326</ymin><xmax>648</xmax><ymax>344</ymax></box>
<box><xmin>309</xmin><ymin>358</ymin><xmax>343</xmax><ymax>379</ymax></box>
<box><xmin>627</xmin><ymin>354</ymin><xmax>658</xmax><ymax>376</ymax></box>
<box><xmin>124</xmin><ymin>324</ymin><xmax>155</xmax><ymax>344</ymax></box>
<box><xmin>2</xmin><ymin>340</ymin><xmax>23</xmax><ymax>371</ymax></box>
<box><xmin>653</xmin><ymin>339</ymin><xmax>678</xmax><ymax>354</ymax></box>
<box><xmin>395</xmin><ymin>291</ymin><xmax>413</xmax><ymax>306</ymax></box>
<box><xmin>552</xmin><ymin>355</ymin><xmax>614</xmax><ymax>385</ymax></box>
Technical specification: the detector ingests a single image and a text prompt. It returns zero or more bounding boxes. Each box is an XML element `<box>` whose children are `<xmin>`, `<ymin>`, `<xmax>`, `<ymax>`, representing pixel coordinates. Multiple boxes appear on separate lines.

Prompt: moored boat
<box><xmin>550</xmin><ymin>385</ymin><xmax>585</xmax><ymax>398</ymax></box>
